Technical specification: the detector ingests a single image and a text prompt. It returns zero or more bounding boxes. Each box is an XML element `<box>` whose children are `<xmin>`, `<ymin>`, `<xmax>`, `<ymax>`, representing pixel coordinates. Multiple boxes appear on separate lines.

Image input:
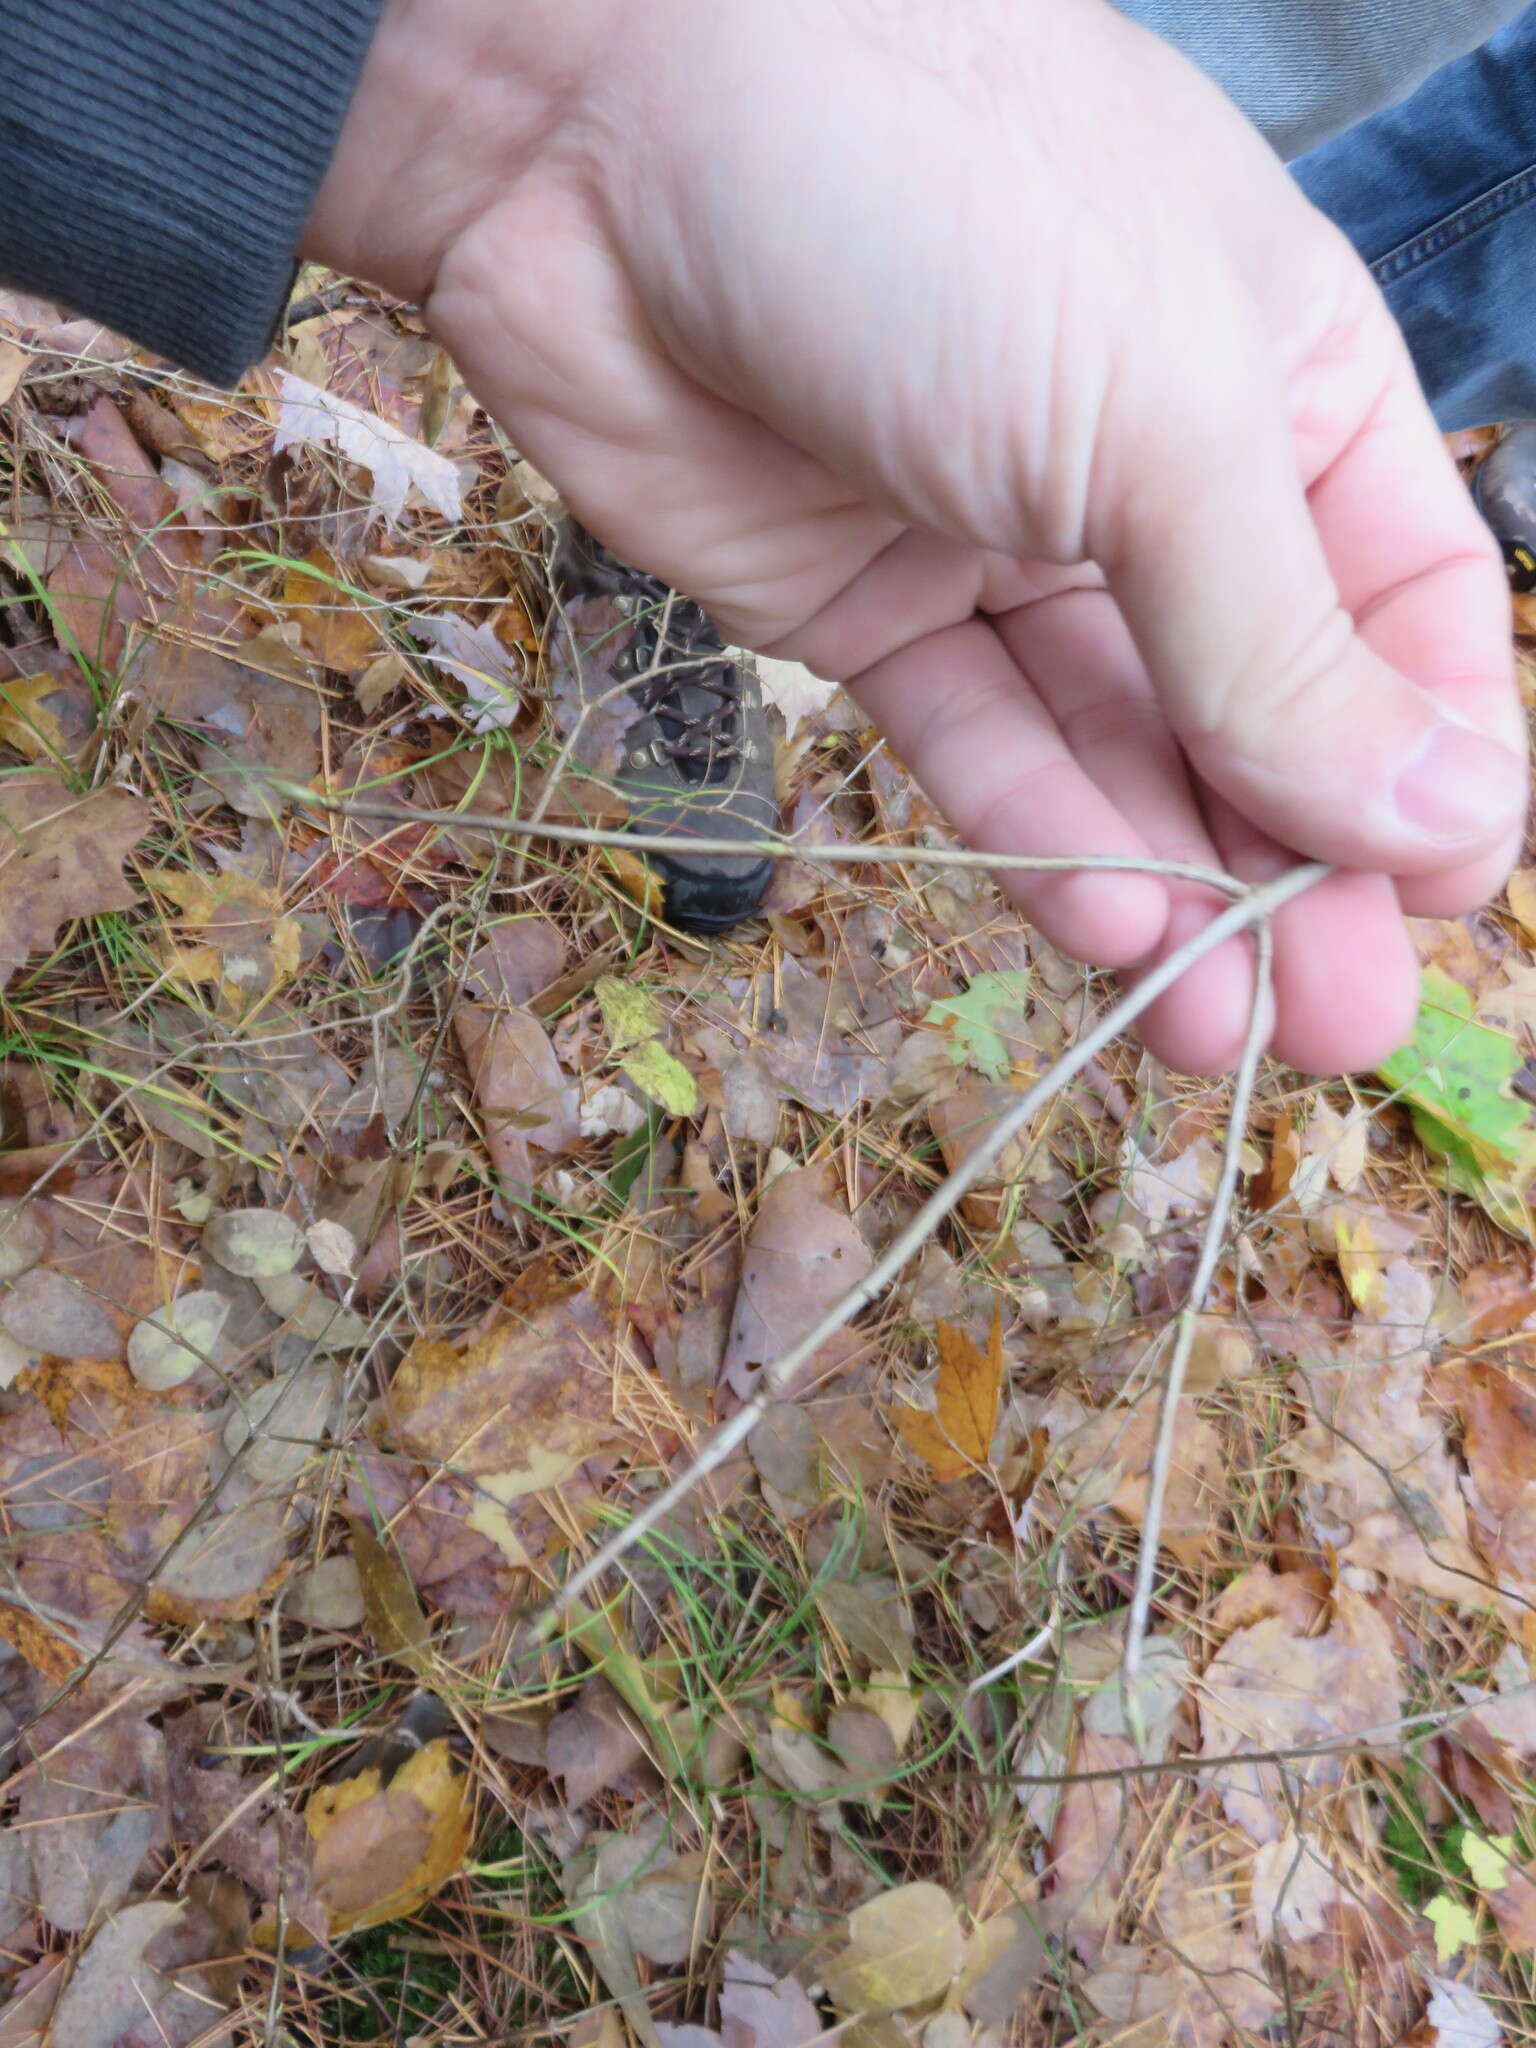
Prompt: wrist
<box><xmin>302</xmin><ymin>0</ymin><xmax>617</xmax><ymax>303</ymax></box>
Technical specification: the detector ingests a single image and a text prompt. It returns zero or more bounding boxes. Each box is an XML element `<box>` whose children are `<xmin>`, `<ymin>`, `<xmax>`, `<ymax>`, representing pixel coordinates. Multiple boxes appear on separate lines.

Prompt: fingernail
<box><xmin>1395</xmin><ymin>720</ymin><xmax>1528</xmax><ymax>843</ymax></box>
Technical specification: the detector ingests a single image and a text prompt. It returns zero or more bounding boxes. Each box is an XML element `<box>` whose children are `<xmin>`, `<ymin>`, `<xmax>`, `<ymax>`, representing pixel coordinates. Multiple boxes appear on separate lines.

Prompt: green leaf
<box><xmin>596</xmin><ymin>975</ymin><xmax>663</xmax><ymax>1051</ymax></box>
<box><xmin>1377</xmin><ymin>966</ymin><xmax>1536</xmax><ymax>1239</ymax></box>
<box><xmin>609</xmin><ymin>1102</ymin><xmax>663</xmax><ymax>1203</ymax></box>
<box><xmin>621</xmin><ymin>1040</ymin><xmax>698</xmax><ymax>1117</ymax></box>
<box><xmin>923</xmin><ymin>970</ymin><xmax>1032</xmax><ymax>1082</ymax></box>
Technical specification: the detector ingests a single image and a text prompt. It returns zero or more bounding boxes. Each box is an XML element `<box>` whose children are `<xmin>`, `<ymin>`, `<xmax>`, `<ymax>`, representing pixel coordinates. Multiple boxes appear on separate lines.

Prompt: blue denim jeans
<box><xmin>1293</xmin><ymin>6</ymin><xmax>1536</xmax><ymax>428</ymax></box>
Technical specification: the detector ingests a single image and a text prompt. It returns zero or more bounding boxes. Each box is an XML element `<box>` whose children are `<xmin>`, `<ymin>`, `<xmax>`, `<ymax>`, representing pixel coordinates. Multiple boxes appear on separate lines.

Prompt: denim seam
<box><xmin>1371</xmin><ymin>160</ymin><xmax>1536</xmax><ymax>283</ymax></box>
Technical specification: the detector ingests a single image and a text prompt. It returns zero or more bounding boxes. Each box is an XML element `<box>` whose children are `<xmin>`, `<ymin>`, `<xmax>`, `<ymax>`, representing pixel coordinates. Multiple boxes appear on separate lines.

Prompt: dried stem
<box><xmin>288</xmin><ymin>785</ymin><xmax>1249</xmax><ymax>895</ymax></box>
<box><xmin>536</xmin><ymin>859</ymin><xmax>1327</xmax><ymax>1640</ymax></box>
<box><xmin>1121</xmin><ymin>909</ymin><xmax>1275</xmax><ymax>1696</ymax></box>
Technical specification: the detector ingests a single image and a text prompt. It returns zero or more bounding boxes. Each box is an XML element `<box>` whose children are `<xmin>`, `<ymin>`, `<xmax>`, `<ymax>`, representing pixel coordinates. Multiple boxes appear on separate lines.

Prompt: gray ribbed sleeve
<box><xmin>0</xmin><ymin>2</ymin><xmax>387</xmax><ymax>384</ymax></box>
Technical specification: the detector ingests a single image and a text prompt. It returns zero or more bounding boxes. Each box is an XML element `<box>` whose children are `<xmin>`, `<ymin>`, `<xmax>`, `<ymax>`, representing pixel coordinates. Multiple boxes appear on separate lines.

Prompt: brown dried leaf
<box><xmin>1198</xmin><ymin>1585</ymin><xmax>1402</xmax><ymax>1843</ymax></box>
<box><xmin>1445</xmin><ymin>1358</ymin><xmax>1536</xmax><ymax>1597</ymax></box>
<box><xmin>454</xmin><ymin>999</ymin><xmax>582</xmax><ymax>1186</ymax></box>
<box><xmin>546</xmin><ymin>1676</ymin><xmax>651</xmax><ymax>1809</ymax></box>
<box><xmin>1290</xmin><ymin>1334</ymin><xmax>1489</xmax><ymax>1609</ymax></box>
<box><xmin>146</xmin><ymin>1498</ymin><xmax>296</xmax><ymax>1624</ymax></box>
<box><xmin>387</xmin><ymin>1269</ymin><xmax>618</xmax><ymax>1489</ymax></box>
<box><xmin>146</xmin><ymin>866</ymin><xmax>302</xmax><ymax>1008</ymax></box>
<box><xmin>283</xmin><ymin>548</ymin><xmax>379</xmax><ymax>674</ymax></box>
<box><xmin>47</xmin><ymin>1900</ymin><xmax>231</xmax><ymax>2048</ymax></box>
<box><xmin>465</xmin><ymin>915</ymin><xmax>568</xmax><ymax>1007</ymax></box>
<box><xmin>1083</xmin><ymin>1831</ymin><xmax>1279</xmax><ymax>2048</ymax></box>
<box><xmin>20</xmin><ymin>1710</ymin><xmax>166</xmax><ymax>1931</ymax></box>
<box><xmin>1057</xmin><ymin>1398</ymin><xmax>1222</xmax><ymax>1566</ymax></box>
<box><xmin>0</xmin><ymin>773</ymin><xmax>147</xmax><ymax>987</ymax></box>
<box><xmin>721</xmin><ymin>1164</ymin><xmax>872</xmax><ymax>1398</ymax></box>
<box><xmin>350</xmin><ymin>1514</ymin><xmax>436</xmax><ymax>1678</ymax></box>
<box><xmin>718</xmin><ymin>1951</ymin><xmax>824</xmax><ymax>2048</ymax></box>
<box><xmin>165</xmin><ymin>1706</ymin><xmax>320</xmax><ymax>1921</ymax></box>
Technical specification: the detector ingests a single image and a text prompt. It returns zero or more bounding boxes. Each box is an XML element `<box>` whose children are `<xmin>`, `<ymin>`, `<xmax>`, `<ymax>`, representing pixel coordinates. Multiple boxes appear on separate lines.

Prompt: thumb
<box><xmin>1099</xmin><ymin>305</ymin><xmax>1526</xmax><ymax>877</ymax></box>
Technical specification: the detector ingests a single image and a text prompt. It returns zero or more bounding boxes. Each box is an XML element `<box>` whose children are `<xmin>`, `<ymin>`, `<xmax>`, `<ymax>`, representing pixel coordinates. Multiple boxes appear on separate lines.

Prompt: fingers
<box><xmin>994</xmin><ymin>585</ymin><xmax>1420</xmax><ymax>1075</ymax></box>
<box><xmin>845</xmin><ymin>616</ymin><xmax>1169</xmax><ymax>967</ymax></box>
<box><xmin>1134</xmin><ymin>838</ymin><xmax>1419</xmax><ymax>1078</ymax></box>
<box><xmin>1100</xmin><ymin>294</ymin><xmax>1527</xmax><ymax>882</ymax></box>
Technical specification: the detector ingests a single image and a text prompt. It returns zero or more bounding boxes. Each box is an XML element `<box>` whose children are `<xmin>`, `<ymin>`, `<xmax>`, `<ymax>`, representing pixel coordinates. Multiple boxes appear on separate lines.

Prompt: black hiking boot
<box><xmin>553</xmin><ymin>522</ymin><xmax>777</xmax><ymax>932</ymax></box>
<box><xmin>1474</xmin><ymin>422</ymin><xmax>1536</xmax><ymax>592</ymax></box>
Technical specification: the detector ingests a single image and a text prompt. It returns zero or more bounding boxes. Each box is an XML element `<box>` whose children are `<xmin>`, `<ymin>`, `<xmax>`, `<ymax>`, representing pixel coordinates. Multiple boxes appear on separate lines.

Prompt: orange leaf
<box><xmin>896</xmin><ymin>1313</ymin><xmax>1004</xmax><ymax>1481</ymax></box>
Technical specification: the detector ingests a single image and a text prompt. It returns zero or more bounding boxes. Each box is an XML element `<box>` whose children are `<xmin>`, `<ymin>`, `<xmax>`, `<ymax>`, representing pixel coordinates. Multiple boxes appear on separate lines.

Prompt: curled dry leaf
<box><xmin>414</xmin><ymin>613</ymin><xmax>525</xmax><ymax>731</ymax></box>
<box><xmin>721</xmin><ymin>1163</ymin><xmax>872</xmax><ymax>1399</ymax></box>
<box><xmin>1444</xmin><ymin>1358</ymin><xmax>1536</xmax><ymax>1598</ymax></box>
<box><xmin>0</xmin><ymin>772</ymin><xmax>147</xmax><ymax>987</ymax></box>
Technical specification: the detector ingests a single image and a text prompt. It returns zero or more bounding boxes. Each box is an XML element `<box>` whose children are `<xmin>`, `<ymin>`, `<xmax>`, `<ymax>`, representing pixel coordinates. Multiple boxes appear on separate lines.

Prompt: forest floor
<box><xmin>0</xmin><ymin>280</ymin><xmax>1532</xmax><ymax>2048</ymax></box>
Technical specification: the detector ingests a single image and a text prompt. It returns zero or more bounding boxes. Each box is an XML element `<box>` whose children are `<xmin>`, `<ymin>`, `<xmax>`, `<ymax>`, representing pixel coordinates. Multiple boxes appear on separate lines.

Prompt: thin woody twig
<box><xmin>283</xmin><ymin>784</ymin><xmax>1250</xmax><ymax>895</ymax></box>
<box><xmin>1121</xmin><ymin>907</ymin><xmax>1275</xmax><ymax>1698</ymax></box>
<box><xmin>535</xmin><ymin>858</ymin><xmax>1328</xmax><ymax>1640</ymax></box>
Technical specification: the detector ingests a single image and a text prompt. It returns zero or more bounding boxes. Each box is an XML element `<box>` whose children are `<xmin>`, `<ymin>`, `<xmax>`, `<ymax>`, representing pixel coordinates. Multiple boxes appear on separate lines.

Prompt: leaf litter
<box><xmin>0</xmin><ymin>292</ymin><xmax>1532</xmax><ymax>2048</ymax></box>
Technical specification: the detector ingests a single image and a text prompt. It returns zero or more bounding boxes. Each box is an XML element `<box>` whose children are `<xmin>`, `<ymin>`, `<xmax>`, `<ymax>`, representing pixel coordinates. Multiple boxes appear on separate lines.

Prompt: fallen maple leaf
<box><xmin>896</xmin><ymin>1313</ymin><xmax>1005</xmax><ymax>1480</ymax></box>
<box><xmin>146</xmin><ymin>864</ymin><xmax>302</xmax><ymax>1010</ymax></box>
<box><xmin>274</xmin><ymin>371</ymin><xmax>463</xmax><ymax>527</ymax></box>
<box><xmin>0</xmin><ymin>772</ymin><xmax>147</xmax><ymax>986</ymax></box>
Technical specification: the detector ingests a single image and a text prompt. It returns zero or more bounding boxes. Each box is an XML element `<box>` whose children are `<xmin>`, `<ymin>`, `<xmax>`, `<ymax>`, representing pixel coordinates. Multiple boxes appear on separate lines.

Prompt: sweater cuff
<box><xmin>0</xmin><ymin>2</ymin><xmax>388</xmax><ymax>385</ymax></box>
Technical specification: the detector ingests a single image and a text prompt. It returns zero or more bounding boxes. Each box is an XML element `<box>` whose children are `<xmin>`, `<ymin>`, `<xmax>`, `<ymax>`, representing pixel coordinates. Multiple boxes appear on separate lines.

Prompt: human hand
<box><xmin>306</xmin><ymin>0</ymin><xmax>1528</xmax><ymax>1074</ymax></box>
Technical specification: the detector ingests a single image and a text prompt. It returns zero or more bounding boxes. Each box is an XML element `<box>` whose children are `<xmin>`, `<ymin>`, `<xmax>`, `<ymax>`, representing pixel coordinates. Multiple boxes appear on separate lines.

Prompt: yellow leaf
<box><xmin>620</xmin><ymin>1039</ymin><xmax>698</xmax><ymax>1116</ymax></box>
<box><xmin>895</xmin><ymin>1313</ymin><xmax>1004</xmax><ymax>1481</ymax></box>
<box><xmin>146</xmin><ymin>865</ymin><xmax>302</xmax><ymax>1009</ymax></box>
<box><xmin>1425</xmin><ymin>1893</ymin><xmax>1478</xmax><ymax>1964</ymax></box>
<box><xmin>306</xmin><ymin>1735</ymin><xmax>473</xmax><ymax>1935</ymax></box>
<box><xmin>1332</xmin><ymin>1209</ymin><xmax>1384</xmax><ymax>1314</ymax></box>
